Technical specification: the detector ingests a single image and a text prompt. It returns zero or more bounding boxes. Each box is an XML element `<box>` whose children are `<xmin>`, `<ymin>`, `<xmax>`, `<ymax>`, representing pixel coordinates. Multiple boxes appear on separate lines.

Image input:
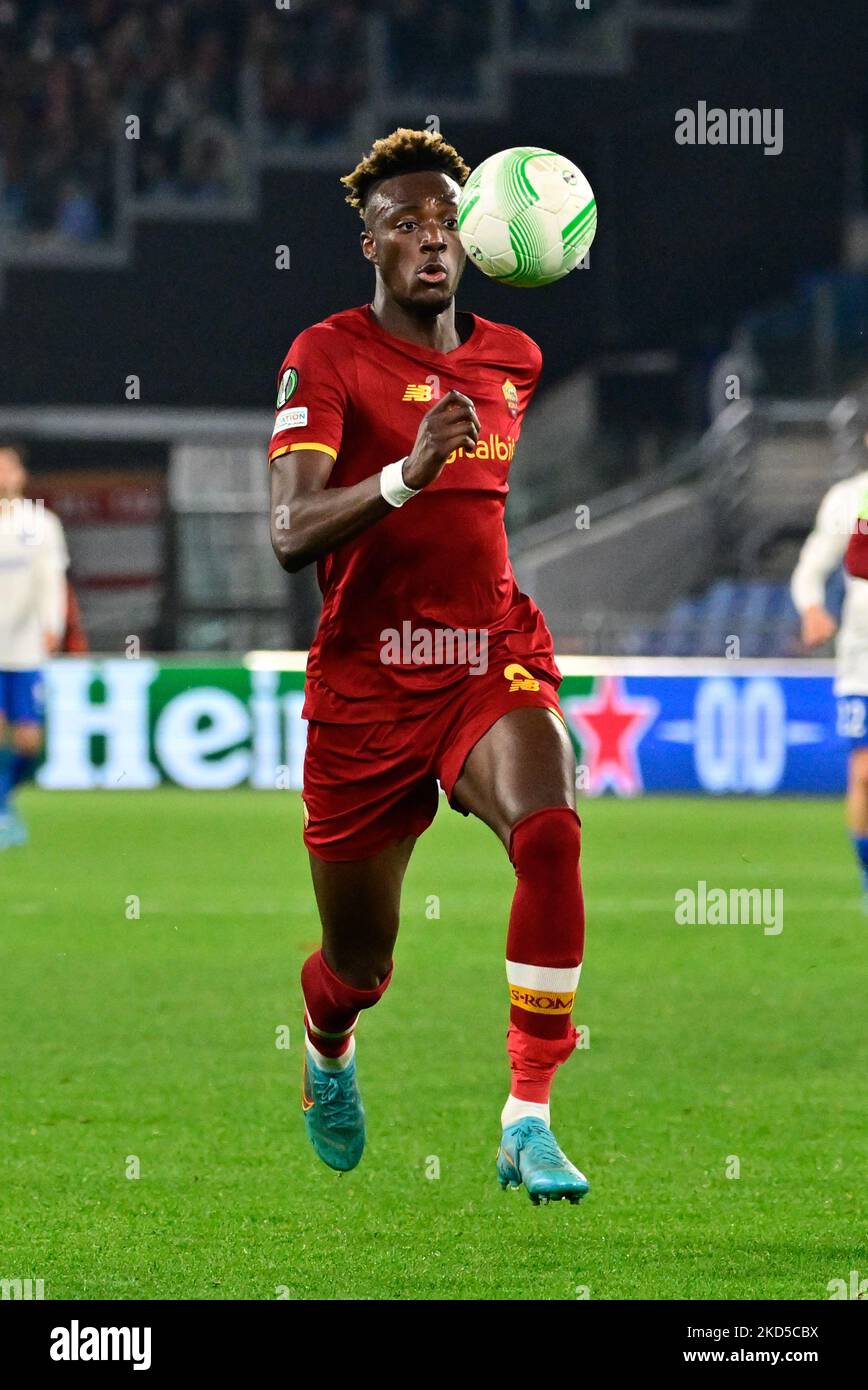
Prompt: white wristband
<box><xmin>380</xmin><ymin>457</ymin><xmax>419</xmax><ymax>508</ymax></box>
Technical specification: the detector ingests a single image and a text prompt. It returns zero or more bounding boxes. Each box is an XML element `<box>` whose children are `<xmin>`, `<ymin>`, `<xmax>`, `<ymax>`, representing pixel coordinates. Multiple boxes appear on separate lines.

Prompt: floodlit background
<box><xmin>1</xmin><ymin>0</ymin><xmax>867</xmax><ymax>1305</ymax></box>
<box><xmin>0</xmin><ymin>0</ymin><xmax>865</xmax><ymax>659</ymax></box>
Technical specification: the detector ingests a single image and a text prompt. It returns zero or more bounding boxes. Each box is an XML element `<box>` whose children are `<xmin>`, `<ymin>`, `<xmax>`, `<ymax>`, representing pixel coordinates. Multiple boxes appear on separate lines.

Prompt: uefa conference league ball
<box><xmin>457</xmin><ymin>147</ymin><xmax>597</xmax><ymax>288</ymax></box>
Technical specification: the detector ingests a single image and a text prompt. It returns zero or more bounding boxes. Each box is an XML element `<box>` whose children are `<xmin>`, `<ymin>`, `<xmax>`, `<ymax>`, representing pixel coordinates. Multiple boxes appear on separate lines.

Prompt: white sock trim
<box><xmin>305</xmin><ymin>1031</ymin><xmax>355</xmax><ymax>1072</ymax></box>
<box><xmin>506</xmin><ymin>959</ymin><xmax>581</xmax><ymax>991</ymax></box>
<box><xmin>501</xmin><ymin>1095</ymin><xmax>550</xmax><ymax>1129</ymax></box>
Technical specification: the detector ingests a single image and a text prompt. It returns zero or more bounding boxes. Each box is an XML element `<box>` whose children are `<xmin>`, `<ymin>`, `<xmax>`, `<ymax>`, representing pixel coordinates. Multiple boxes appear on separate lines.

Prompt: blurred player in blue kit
<box><xmin>791</xmin><ymin>422</ymin><xmax>868</xmax><ymax>901</ymax></box>
<box><xmin>0</xmin><ymin>443</ymin><xmax>69</xmax><ymax>848</ymax></box>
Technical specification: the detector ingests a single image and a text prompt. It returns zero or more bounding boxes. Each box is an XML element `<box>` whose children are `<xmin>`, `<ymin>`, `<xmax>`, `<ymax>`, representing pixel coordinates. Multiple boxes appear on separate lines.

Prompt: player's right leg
<box><xmin>297</xmin><ymin>714</ymin><xmax>438</xmax><ymax>1171</ymax></box>
<box><xmin>299</xmin><ymin>837</ymin><xmax>415</xmax><ymax>1171</ymax></box>
<box><xmin>449</xmin><ymin>702</ymin><xmax>588</xmax><ymax>1204</ymax></box>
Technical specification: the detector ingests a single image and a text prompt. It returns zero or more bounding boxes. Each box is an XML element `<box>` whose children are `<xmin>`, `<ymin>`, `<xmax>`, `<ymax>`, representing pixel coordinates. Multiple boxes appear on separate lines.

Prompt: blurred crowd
<box><xmin>0</xmin><ymin>0</ymin><xmax>248</xmax><ymax>243</ymax></box>
<box><xmin>251</xmin><ymin>0</ymin><xmax>366</xmax><ymax>149</ymax></box>
<box><xmin>0</xmin><ymin>0</ymin><xmax>498</xmax><ymax>245</ymax></box>
<box><xmin>252</xmin><ymin>0</ymin><xmax>489</xmax><ymax>142</ymax></box>
<box><xmin>383</xmin><ymin>0</ymin><xmax>490</xmax><ymax>100</ymax></box>
<box><xmin>512</xmin><ymin>0</ymin><xmax>617</xmax><ymax>47</ymax></box>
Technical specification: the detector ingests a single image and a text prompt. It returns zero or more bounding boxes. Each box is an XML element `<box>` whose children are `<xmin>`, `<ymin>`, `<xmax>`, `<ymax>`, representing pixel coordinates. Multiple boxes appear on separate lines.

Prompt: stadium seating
<box><xmin>632</xmin><ymin>573</ymin><xmax>844</xmax><ymax>659</ymax></box>
<box><xmin>0</xmin><ymin>0</ymin><xmax>756</xmax><ymax>244</ymax></box>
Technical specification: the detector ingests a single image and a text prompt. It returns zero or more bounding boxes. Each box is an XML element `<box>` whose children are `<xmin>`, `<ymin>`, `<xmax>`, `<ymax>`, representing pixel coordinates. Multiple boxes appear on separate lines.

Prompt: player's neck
<box><xmin>369</xmin><ymin>294</ymin><xmax>464</xmax><ymax>354</ymax></box>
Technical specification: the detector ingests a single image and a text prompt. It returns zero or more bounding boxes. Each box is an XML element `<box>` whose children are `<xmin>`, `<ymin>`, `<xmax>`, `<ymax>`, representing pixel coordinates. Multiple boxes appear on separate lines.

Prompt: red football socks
<box><xmin>504</xmin><ymin>807</ymin><xmax>585</xmax><ymax>1105</ymax></box>
<box><xmin>301</xmin><ymin>949</ymin><xmax>392</xmax><ymax>1058</ymax></box>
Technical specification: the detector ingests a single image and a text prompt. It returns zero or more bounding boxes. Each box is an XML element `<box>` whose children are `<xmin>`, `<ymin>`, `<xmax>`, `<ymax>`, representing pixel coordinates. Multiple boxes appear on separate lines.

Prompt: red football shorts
<box><xmin>302</xmin><ymin>660</ymin><xmax>565</xmax><ymax>862</ymax></box>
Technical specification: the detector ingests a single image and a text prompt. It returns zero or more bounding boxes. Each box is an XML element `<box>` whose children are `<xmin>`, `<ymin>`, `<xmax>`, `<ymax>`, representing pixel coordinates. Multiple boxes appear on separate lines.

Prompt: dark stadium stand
<box><xmin>2</xmin><ymin>0</ymin><xmax>867</xmax><ymax>654</ymax></box>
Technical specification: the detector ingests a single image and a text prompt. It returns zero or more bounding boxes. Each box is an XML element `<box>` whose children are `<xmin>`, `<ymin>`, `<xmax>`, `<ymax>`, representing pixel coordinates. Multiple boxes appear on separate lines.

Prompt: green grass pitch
<box><xmin>1</xmin><ymin>790</ymin><xmax>866</xmax><ymax>1300</ymax></box>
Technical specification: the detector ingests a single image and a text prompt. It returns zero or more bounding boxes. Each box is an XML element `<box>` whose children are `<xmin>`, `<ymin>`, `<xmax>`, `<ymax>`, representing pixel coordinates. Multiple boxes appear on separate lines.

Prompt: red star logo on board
<box><xmin>566</xmin><ymin>676</ymin><xmax>659</xmax><ymax>795</ymax></box>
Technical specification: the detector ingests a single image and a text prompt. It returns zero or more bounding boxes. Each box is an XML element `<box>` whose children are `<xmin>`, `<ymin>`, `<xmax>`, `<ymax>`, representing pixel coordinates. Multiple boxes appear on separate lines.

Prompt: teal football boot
<box><xmin>497</xmin><ymin>1117</ymin><xmax>589</xmax><ymax>1205</ymax></box>
<box><xmin>0</xmin><ymin>808</ymin><xmax>27</xmax><ymax>849</ymax></box>
<box><xmin>302</xmin><ymin>1049</ymin><xmax>365</xmax><ymax>1172</ymax></box>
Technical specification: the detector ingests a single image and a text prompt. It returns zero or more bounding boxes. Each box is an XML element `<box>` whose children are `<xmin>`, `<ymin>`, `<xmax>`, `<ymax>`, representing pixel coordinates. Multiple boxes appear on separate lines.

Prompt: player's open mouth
<box><xmin>417</xmin><ymin>263</ymin><xmax>448</xmax><ymax>283</ymax></box>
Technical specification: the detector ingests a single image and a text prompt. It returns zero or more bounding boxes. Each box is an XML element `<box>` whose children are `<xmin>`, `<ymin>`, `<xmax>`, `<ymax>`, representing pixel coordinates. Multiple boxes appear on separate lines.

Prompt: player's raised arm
<box><xmin>270</xmin><ymin>447</ymin><xmax>388</xmax><ymax>573</ymax></box>
<box><xmin>269</xmin><ymin>390</ymin><xmax>479</xmax><ymax>573</ymax></box>
<box><xmin>36</xmin><ymin>510</ymin><xmax>70</xmax><ymax>654</ymax></box>
<box><xmin>791</xmin><ymin>482</ymin><xmax>850</xmax><ymax>647</ymax></box>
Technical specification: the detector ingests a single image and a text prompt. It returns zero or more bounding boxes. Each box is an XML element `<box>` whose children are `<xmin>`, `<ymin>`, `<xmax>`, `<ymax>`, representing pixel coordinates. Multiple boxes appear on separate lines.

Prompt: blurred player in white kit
<box><xmin>0</xmin><ymin>443</ymin><xmax>69</xmax><ymax>848</ymax></box>
<box><xmin>791</xmin><ymin>447</ymin><xmax>868</xmax><ymax>900</ymax></box>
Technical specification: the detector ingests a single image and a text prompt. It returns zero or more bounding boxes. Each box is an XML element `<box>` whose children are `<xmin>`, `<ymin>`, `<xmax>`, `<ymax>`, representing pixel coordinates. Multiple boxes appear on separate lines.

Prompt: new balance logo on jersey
<box><xmin>504</xmin><ymin>663</ymin><xmax>540</xmax><ymax>692</ymax></box>
<box><xmin>402</xmin><ymin>383</ymin><xmax>434</xmax><ymax>402</ymax></box>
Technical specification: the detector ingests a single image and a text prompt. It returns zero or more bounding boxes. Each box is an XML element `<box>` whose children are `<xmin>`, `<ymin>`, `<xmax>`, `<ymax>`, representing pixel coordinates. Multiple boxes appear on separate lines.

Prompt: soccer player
<box><xmin>791</xmin><ymin>444</ymin><xmax>868</xmax><ymax>899</ymax></box>
<box><xmin>0</xmin><ymin>443</ymin><xmax>69</xmax><ymax>848</ymax></box>
<box><xmin>269</xmin><ymin>130</ymin><xmax>588</xmax><ymax>1203</ymax></box>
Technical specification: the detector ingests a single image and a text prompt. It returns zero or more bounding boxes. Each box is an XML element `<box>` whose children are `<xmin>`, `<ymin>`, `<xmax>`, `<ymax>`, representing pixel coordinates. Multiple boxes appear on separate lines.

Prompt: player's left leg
<box><xmin>0</xmin><ymin>692</ymin><xmax>12</xmax><ymax>848</ymax></box>
<box><xmin>9</xmin><ymin>720</ymin><xmax>43</xmax><ymax>790</ymax></box>
<box><xmin>845</xmin><ymin>744</ymin><xmax>868</xmax><ymax>902</ymax></box>
<box><xmin>452</xmin><ymin>706</ymin><xmax>589</xmax><ymax>1203</ymax></box>
<box><xmin>0</xmin><ymin>670</ymin><xmax>45</xmax><ymax>847</ymax></box>
<box><xmin>0</xmin><ymin>720</ymin><xmax>43</xmax><ymax>847</ymax></box>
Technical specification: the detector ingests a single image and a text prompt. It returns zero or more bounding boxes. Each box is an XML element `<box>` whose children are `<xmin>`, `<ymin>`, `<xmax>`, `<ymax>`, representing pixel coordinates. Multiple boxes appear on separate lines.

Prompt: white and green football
<box><xmin>457</xmin><ymin>147</ymin><xmax>597</xmax><ymax>288</ymax></box>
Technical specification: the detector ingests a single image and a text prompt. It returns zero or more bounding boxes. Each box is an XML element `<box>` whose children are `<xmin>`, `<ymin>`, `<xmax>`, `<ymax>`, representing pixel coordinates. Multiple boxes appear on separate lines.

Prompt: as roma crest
<box><xmin>502</xmin><ymin>378</ymin><xmax>519</xmax><ymax>418</ymax></box>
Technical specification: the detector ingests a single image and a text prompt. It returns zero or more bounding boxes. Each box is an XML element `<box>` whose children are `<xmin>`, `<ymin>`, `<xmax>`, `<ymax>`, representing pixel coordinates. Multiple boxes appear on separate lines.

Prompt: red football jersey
<box><xmin>269</xmin><ymin>304</ymin><xmax>560</xmax><ymax>721</ymax></box>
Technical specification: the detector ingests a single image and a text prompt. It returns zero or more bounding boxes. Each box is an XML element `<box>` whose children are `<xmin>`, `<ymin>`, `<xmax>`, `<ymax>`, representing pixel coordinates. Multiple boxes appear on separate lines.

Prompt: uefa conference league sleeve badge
<box><xmin>276</xmin><ymin>367</ymin><xmax>299</xmax><ymax>408</ymax></box>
